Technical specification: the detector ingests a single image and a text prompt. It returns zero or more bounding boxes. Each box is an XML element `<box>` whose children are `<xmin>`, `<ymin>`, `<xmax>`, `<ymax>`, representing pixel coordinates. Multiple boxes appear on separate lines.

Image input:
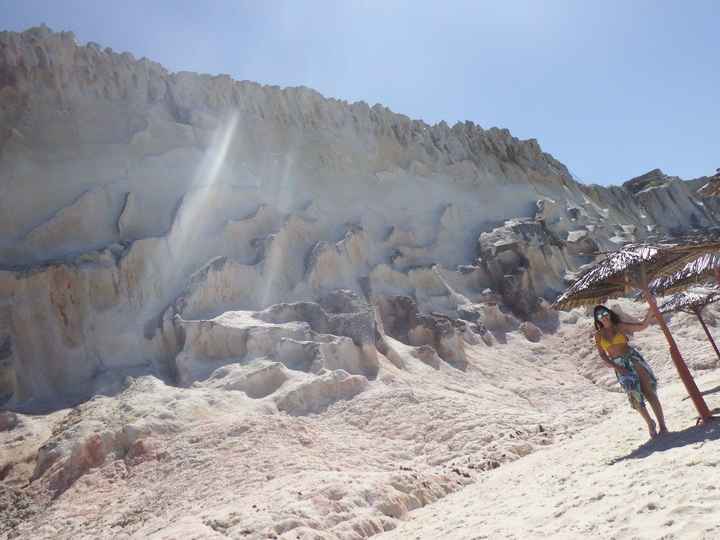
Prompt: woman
<box><xmin>594</xmin><ymin>305</ymin><xmax>668</xmax><ymax>438</ymax></box>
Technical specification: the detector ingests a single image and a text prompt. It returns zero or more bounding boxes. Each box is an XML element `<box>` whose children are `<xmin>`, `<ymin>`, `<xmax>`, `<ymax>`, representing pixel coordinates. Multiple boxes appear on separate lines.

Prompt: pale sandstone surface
<box><xmin>0</xmin><ymin>306</ymin><xmax>607</xmax><ymax>539</ymax></box>
<box><xmin>2</xmin><ymin>300</ymin><xmax>719</xmax><ymax>538</ymax></box>
<box><xmin>379</xmin><ymin>378</ymin><xmax>720</xmax><ymax>540</ymax></box>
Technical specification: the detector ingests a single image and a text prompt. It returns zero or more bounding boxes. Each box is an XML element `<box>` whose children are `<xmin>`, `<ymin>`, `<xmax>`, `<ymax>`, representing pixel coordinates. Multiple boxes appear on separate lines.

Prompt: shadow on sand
<box><xmin>681</xmin><ymin>383</ymin><xmax>720</xmax><ymax>401</ymax></box>
<box><xmin>609</xmin><ymin>418</ymin><xmax>720</xmax><ymax>464</ymax></box>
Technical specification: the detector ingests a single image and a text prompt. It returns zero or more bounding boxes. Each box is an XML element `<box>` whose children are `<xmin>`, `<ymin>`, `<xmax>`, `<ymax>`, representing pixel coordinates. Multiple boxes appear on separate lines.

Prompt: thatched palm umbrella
<box><xmin>553</xmin><ymin>244</ymin><xmax>699</xmax><ymax>308</ymax></box>
<box><xmin>659</xmin><ymin>290</ymin><xmax>720</xmax><ymax>364</ymax></box>
<box><xmin>553</xmin><ymin>244</ymin><xmax>714</xmax><ymax>422</ymax></box>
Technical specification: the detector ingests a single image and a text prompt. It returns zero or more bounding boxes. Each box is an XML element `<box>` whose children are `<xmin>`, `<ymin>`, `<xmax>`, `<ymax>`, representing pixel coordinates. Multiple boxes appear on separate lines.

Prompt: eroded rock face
<box><xmin>375</xmin><ymin>296</ymin><xmax>467</xmax><ymax>369</ymax></box>
<box><xmin>519</xmin><ymin>322</ymin><xmax>543</xmax><ymax>343</ymax></box>
<box><xmin>1</xmin><ymin>26</ymin><xmax>718</xmax><ymax>407</ymax></box>
<box><xmin>173</xmin><ymin>290</ymin><xmax>380</xmax><ymax>388</ymax></box>
<box><xmin>478</xmin><ymin>218</ymin><xmax>572</xmax><ymax>316</ymax></box>
<box><xmin>274</xmin><ymin>370</ymin><xmax>369</xmax><ymax>416</ymax></box>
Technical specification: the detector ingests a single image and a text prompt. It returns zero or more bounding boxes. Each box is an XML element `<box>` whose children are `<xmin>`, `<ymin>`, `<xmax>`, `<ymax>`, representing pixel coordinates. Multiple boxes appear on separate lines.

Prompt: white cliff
<box><xmin>0</xmin><ymin>25</ymin><xmax>718</xmax><ymax>411</ymax></box>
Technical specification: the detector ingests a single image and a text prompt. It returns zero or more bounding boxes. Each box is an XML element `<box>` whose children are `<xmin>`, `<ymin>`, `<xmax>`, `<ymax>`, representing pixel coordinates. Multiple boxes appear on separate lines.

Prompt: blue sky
<box><xmin>2</xmin><ymin>0</ymin><xmax>718</xmax><ymax>185</ymax></box>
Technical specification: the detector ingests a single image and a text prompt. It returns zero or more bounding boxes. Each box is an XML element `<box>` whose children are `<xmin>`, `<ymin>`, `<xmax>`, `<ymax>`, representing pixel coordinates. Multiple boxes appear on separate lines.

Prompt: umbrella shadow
<box><xmin>681</xmin><ymin>383</ymin><xmax>720</xmax><ymax>401</ymax></box>
<box><xmin>608</xmin><ymin>419</ymin><xmax>720</xmax><ymax>464</ymax></box>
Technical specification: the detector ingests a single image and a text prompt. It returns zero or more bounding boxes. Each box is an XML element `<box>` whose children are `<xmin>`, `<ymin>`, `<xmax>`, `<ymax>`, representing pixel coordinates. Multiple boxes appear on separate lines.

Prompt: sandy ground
<box><xmin>2</xmin><ymin>300</ymin><xmax>720</xmax><ymax>539</ymax></box>
<box><xmin>378</xmin><ymin>369</ymin><xmax>720</xmax><ymax>540</ymax></box>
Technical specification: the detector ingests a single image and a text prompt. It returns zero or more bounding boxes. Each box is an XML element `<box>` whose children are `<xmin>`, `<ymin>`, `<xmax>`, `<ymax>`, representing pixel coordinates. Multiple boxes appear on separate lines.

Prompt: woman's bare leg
<box><xmin>645</xmin><ymin>393</ymin><xmax>668</xmax><ymax>434</ymax></box>
<box><xmin>636</xmin><ymin>364</ymin><xmax>668</xmax><ymax>433</ymax></box>
<box><xmin>634</xmin><ymin>402</ymin><xmax>657</xmax><ymax>438</ymax></box>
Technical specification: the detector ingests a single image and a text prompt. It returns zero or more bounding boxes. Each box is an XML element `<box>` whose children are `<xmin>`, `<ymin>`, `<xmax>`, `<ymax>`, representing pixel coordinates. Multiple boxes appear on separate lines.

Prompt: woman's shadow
<box><xmin>609</xmin><ymin>420</ymin><xmax>720</xmax><ymax>464</ymax></box>
<box><xmin>610</xmin><ymin>383</ymin><xmax>720</xmax><ymax>464</ymax></box>
<box><xmin>609</xmin><ymin>411</ymin><xmax>720</xmax><ymax>464</ymax></box>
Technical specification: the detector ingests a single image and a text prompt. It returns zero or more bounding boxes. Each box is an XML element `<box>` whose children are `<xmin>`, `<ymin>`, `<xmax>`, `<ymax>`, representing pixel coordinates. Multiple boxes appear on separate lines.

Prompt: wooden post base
<box><xmin>642</xmin><ymin>288</ymin><xmax>713</xmax><ymax>422</ymax></box>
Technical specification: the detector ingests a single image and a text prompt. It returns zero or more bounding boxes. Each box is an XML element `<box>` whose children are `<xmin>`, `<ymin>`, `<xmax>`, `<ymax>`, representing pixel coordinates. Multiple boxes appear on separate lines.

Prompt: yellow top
<box><xmin>598</xmin><ymin>332</ymin><xmax>628</xmax><ymax>353</ymax></box>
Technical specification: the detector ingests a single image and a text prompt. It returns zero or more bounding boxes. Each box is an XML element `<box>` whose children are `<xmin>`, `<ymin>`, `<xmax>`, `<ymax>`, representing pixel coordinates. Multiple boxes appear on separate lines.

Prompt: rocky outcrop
<box><xmin>176</xmin><ymin>313</ymin><xmax>377</xmax><ymax>383</ymax></box>
<box><xmin>478</xmin><ymin>218</ymin><xmax>570</xmax><ymax>316</ymax></box>
<box><xmin>375</xmin><ymin>296</ymin><xmax>467</xmax><ymax>369</ymax></box>
<box><xmin>1</xmin><ymin>26</ymin><xmax>718</xmax><ymax>408</ymax></box>
<box><xmin>621</xmin><ymin>170</ymin><xmax>719</xmax><ymax>232</ymax></box>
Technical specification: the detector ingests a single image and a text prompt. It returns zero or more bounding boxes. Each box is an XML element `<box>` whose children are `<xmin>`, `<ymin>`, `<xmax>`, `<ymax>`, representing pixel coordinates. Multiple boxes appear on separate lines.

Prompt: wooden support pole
<box><xmin>694</xmin><ymin>307</ymin><xmax>720</xmax><ymax>364</ymax></box>
<box><xmin>641</xmin><ymin>287</ymin><xmax>712</xmax><ymax>422</ymax></box>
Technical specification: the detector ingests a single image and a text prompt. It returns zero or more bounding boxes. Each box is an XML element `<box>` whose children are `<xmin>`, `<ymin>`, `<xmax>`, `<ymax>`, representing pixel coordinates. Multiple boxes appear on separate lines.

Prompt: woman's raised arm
<box><xmin>618</xmin><ymin>308</ymin><xmax>655</xmax><ymax>334</ymax></box>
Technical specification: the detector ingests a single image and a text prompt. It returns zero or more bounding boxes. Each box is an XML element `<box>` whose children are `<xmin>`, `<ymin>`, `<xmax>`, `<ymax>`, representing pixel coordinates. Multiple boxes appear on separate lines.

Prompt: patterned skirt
<box><xmin>610</xmin><ymin>347</ymin><xmax>658</xmax><ymax>409</ymax></box>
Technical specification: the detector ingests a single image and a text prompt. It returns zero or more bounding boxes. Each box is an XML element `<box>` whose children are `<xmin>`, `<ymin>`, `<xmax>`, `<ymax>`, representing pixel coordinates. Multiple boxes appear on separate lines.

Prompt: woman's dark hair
<box><xmin>593</xmin><ymin>305</ymin><xmax>621</xmax><ymax>330</ymax></box>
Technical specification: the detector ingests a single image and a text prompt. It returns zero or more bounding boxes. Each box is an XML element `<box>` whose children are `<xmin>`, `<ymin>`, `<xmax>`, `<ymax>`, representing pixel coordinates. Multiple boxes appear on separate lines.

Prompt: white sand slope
<box><xmin>3</xmin><ymin>300</ymin><xmax>720</xmax><ymax>539</ymax></box>
<box><xmin>379</xmin><ymin>369</ymin><xmax>720</xmax><ymax>540</ymax></box>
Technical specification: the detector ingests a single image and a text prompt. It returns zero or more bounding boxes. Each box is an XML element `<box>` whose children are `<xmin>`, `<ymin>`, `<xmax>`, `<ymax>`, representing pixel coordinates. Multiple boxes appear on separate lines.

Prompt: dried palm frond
<box><xmin>552</xmin><ymin>244</ymin><xmax>693</xmax><ymax>309</ymax></box>
<box><xmin>659</xmin><ymin>290</ymin><xmax>720</xmax><ymax>314</ymax></box>
<box><xmin>649</xmin><ymin>252</ymin><xmax>720</xmax><ymax>296</ymax></box>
